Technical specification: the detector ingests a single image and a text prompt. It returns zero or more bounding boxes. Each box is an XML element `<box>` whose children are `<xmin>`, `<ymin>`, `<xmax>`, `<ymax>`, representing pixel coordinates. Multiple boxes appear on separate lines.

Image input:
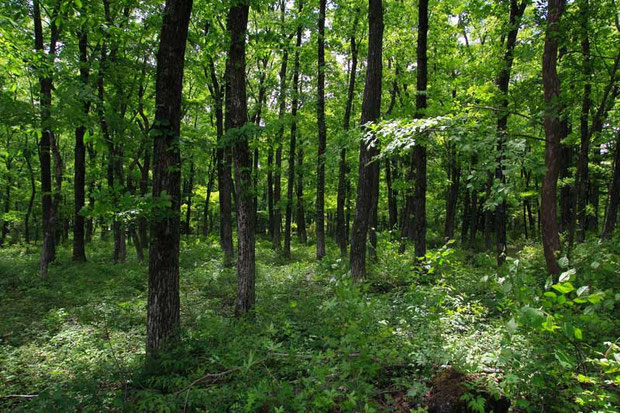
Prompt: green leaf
<box><xmin>552</xmin><ymin>282</ymin><xmax>575</xmax><ymax>295</ymax></box>
<box><xmin>559</xmin><ymin>268</ymin><xmax>576</xmax><ymax>283</ymax></box>
<box><xmin>574</xmin><ymin>328</ymin><xmax>582</xmax><ymax>340</ymax></box>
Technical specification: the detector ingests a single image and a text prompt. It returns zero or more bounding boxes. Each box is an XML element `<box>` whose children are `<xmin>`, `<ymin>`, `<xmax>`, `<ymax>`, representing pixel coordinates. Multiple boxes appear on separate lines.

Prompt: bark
<box><xmin>24</xmin><ymin>146</ymin><xmax>36</xmax><ymax>244</ymax></box>
<box><xmin>602</xmin><ymin>132</ymin><xmax>620</xmax><ymax>239</ymax></box>
<box><xmin>33</xmin><ymin>0</ymin><xmax>60</xmax><ymax>279</ymax></box>
<box><xmin>202</xmin><ymin>151</ymin><xmax>216</xmax><ymax>236</ymax></box>
<box><xmin>541</xmin><ymin>0</ymin><xmax>565</xmax><ymax>276</ymax></box>
<box><xmin>284</xmin><ymin>0</ymin><xmax>303</xmax><ymax>259</ymax></box>
<box><xmin>184</xmin><ymin>161</ymin><xmax>195</xmax><ymax>234</ymax></box>
<box><xmin>316</xmin><ymin>0</ymin><xmax>327</xmax><ymax>260</ymax></box>
<box><xmin>296</xmin><ymin>141</ymin><xmax>307</xmax><ymax>243</ymax></box>
<box><xmin>146</xmin><ymin>0</ymin><xmax>193</xmax><ymax>355</ymax></box>
<box><xmin>444</xmin><ymin>144</ymin><xmax>460</xmax><ymax>241</ymax></box>
<box><xmin>73</xmin><ymin>30</ymin><xmax>90</xmax><ymax>262</ymax></box>
<box><xmin>273</xmin><ymin>14</ymin><xmax>288</xmax><ymax>250</ymax></box>
<box><xmin>226</xmin><ymin>3</ymin><xmax>254</xmax><ymax>316</ymax></box>
<box><xmin>495</xmin><ymin>0</ymin><xmax>527</xmax><ymax>265</ymax></box>
<box><xmin>413</xmin><ymin>0</ymin><xmax>429</xmax><ymax>260</ymax></box>
<box><xmin>386</xmin><ymin>159</ymin><xmax>398</xmax><ymax>230</ymax></box>
<box><xmin>337</xmin><ymin>10</ymin><xmax>360</xmax><ymax>256</ymax></box>
<box><xmin>461</xmin><ymin>187</ymin><xmax>471</xmax><ymax>244</ymax></box>
<box><xmin>208</xmin><ymin>52</ymin><xmax>234</xmax><ymax>265</ymax></box>
<box><xmin>350</xmin><ymin>0</ymin><xmax>383</xmax><ymax>279</ymax></box>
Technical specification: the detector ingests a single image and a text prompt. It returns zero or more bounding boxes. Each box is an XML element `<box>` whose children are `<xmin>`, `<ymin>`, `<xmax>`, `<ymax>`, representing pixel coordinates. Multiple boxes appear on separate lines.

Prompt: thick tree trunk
<box><xmin>284</xmin><ymin>0</ymin><xmax>304</xmax><ymax>259</ymax></box>
<box><xmin>146</xmin><ymin>0</ymin><xmax>193</xmax><ymax>355</ymax></box>
<box><xmin>350</xmin><ymin>0</ymin><xmax>383</xmax><ymax>279</ymax></box>
<box><xmin>73</xmin><ymin>30</ymin><xmax>90</xmax><ymax>262</ymax></box>
<box><xmin>33</xmin><ymin>0</ymin><xmax>60</xmax><ymax>280</ymax></box>
<box><xmin>541</xmin><ymin>0</ymin><xmax>565</xmax><ymax>276</ymax></box>
<box><xmin>337</xmin><ymin>10</ymin><xmax>360</xmax><ymax>256</ymax></box>
<box><xmin>226</xmin><ymin>4</ymin><xmax>254</xmax><ymax>316</ymax></box>
<box><xmin>316</xmin><ymin>0</ymin><xmax>327</xmax><ymax>259</ymax></box>
<box><xmin>413</xmin><ymin>0</ymin><xmax>429</xmax><ymax>260</ymax></box>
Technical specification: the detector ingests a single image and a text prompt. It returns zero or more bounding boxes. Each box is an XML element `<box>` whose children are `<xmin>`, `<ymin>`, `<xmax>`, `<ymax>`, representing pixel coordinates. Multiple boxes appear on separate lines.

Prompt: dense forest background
<box><xmin>0</xmin><ymin>0</ymin><xmax>619</xmax><ymax>411</ymax></box>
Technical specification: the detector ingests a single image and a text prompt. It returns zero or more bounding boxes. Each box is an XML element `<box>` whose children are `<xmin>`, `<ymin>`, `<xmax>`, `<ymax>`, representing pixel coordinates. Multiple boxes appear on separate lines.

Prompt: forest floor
<box><xmin>0</xmin><ymin>235</ymin><xmax>618</xmax><ymax>412</ymax></box>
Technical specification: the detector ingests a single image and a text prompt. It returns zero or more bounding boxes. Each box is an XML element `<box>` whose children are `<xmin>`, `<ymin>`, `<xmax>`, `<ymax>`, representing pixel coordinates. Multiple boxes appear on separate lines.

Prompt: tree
<box><xmin>284</xmin><ymin>0</ymin><xmax>304</xmax><ymax>259</ymax></box>
<box><xmin>225</xmin><ymin>2</ymin><xmax>254</xmax><ymax>316</ymax></box>
<box><xmin>540</xmin><ymin>0</ymin><xmax>565</xmax><ymax>276</ymax></box>
<box><xmin>350</xmin><ymin>0</ymin><xmax>384</xmax><ymax>280</ymax></box>
<box><xmin>33</xmin><ymin>0</ymin><xmax>61</xmax><ymax>279</ymax></box>
<box><xmin>494</xmin><ymin>0</ymin><xmax>528</xmax><ymax>265</ymax></box>
<box><xmin>315</xmin><ymin>0</ymin><xmax>327</xmax><ymax>260</ymax></box>
<box><xmin>73</xmin><ymin>28</ymin><xmax>90</xmax><ymax>262</ymax></box>
<box><xmin>146</xmin><ymin>0</ymin><xmax>193</xmax><ymax>355</ymax></box>
<box><xmin>413</xmin><ymin>0</ymin><xmax>429</xmax><ymax>261</ymax></box>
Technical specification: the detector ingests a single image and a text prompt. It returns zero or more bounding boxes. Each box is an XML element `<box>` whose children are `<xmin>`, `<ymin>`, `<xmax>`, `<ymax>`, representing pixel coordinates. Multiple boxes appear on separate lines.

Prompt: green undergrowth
<box><xmin>0</xmin><ymin>234</ymin><xmax>618</xmax><ymax>412</ymax></box>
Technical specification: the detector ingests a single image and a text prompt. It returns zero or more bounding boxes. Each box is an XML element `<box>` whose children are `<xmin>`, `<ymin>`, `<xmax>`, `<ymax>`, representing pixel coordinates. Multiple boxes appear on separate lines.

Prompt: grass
<box><xmin>0</xmin><ymin>234</ymin><xmax>617</xmax><ymax>411</ymax></box>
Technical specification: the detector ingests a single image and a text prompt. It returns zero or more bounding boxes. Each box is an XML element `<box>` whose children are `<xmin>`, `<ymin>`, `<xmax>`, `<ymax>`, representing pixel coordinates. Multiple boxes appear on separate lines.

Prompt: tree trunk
<box><xmin>350</xmin><ymin>0</ymin><xmax>383</xmax><ymax>279</ymax></box>
<box><xmin>184</xmin><ymin>161</ymin><xmax>195</xmax><ymax>234</ymax></box>
<box><xmin>296</xmin><ymin>141</ymin><xmax>307</xmax><ymax>243</ymax></box>
<box><xmin>413</xmin><ymin>0</ymin><xmax>429</xmax><ymax>261</ymax></box>
<box><xmin>541</xmin><ymin>0</ymin><xmax>565</xmax><ymax>277</ymax></box>
<box><xmin>33</xmin><ymin>0</ymin><xmax>60</xmax><ymax>279</ymax></box>
<box><xmin>284</xmin><ymin>0</ymin><xmax>304</xmax><ymax>259</ymax></box>
<box><xmin>495</xmin><ymin>0</ymin><xmax>527</xmax><ymax>265</ymax></box>
<box><xmin>146</xmin><ymin>0</ymin><xmax>193</xmax><ymax>355</ymax></box>
<box><xmin>273</xmin><ymin>14</ymin><xmax>288</xmax><ymax>250</ymax></box>
<box><xmin>602</xmin><ymin>132</ymin><xmax>620</xmax><ymax>239</ymax></box>
<box><xmin>24</xmin><ymin>146</ymin><xmax>36</xmax><ymax>244</ymax></box>
<box><xmin>73</xmin><ymin>30</ymin><xmax>90</xmax><ymax>262</ymax></box>
<box><xmin>337</xmin><ymin>9</ymin><xmax>360</xmax><ymax>256</ymax></box>
<box><xmin>211</xmin><ymin>60</ymin><xmax>234</xmax><ymax>265</ymax></box>
<box><xmin>226</xmin><ymin>3</ymin><xmax>254</xmax><ymax>316</ymax></box>
<box><xmin>316</xmin><ymin>0</ymin><xmax>327</xmax><ymax>260</ymax></box>
<box><xmin>444</xmin><ymin>147</ymin><xmax>460</xmax><ymax>241</ymax></box>
<box><xmin>202</xmin><ymin>151</ymin><xmax>216</xmax><ymax>236</ymax></box>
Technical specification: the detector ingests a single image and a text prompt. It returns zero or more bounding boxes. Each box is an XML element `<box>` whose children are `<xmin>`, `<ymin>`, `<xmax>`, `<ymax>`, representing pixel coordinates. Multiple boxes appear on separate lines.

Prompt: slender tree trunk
<box><xmin>602</xmin><ymin>132</ymin><xmax>620</xmax><ymax>239</ymax></box>
<box><xmin>209</xmin><ymin>57</ymin><xmax>234</xmax><ymax>265</ymax></box>
<box><xmin>202</xmin><ymin>152</ymin><xmax>216</xmax><ymax>236</ymax></box>
<box><xmin>350</xmin><ymin>0</ymin><xmax>383</xmax><ymax>279</ymax></box>
<box><xmin>273</xmin><ymin>14</ymin><xmax>288</xmax><ymax>250</ymax></box>
<box><xmin>495</xmin><ymin>0</ymin><xmax>527</xmax><ymax>264</ymax></box>
<box><xmin>444</xmin><ymin>147</ymin><xmax>460</xmax><ymax>241</ymax></box>
<box><xmin>541</xmin><ymin>0</ymin><xmax>565</xmax><ymax>277</ymax></box>
<box><xmin>24</xmin><ymin>147</ymin><xmax>36</xmax><ymax>244</ymax></box>
<box><xmin>226</xmin><ymin>3</ymin><xmax>254</xmax><ymax>316</ymax></box>
<box><xmin>146</xmin><ymin>0</ymin><xmax>192</xmax><ymax>356</ymax></box>
<box><xmin>412</xmin><ymin>0</ymin><xmax>429</xmax><ymax>260</ymax></box>
<box><xmin>337</xmin><ymin>10</ymin><xmax>360</xmax><ymax>256</ymax></box>
<box><xmin>184</xmin><ymin>161</ymin><xmax>195</xmax><ymax>234</ymax></box>
<box><xmin>73</xmin><ymin>30</ymin><xmax>90</xmax><ymax>262</ymax></box>
<box><xmin>461</xmin><ymin>187</ymin><xmax>471</xmax><ymax>244</ymax></box>
<box><xmin>284</xmin><ymin>0</ymin><xmax>304</xmax><ymax>258</ymax></box>
<box><xmin>296</xmin><ymin>141</ymin><xmax>307</xmax><ymax>243</ymax></box>
<box><xmin>315</xmin><ymin>0</ymin><xmax>327</xmax><ymax>259</ymax></box>
<box><xmin>33</xmin><ymin>0</ymin><xmax>60</xmax><ymax>279</ymax></box>
<box><xmin>386</xmin><ymin>159</ymin><xmax>398</xmax><ymax>230</ymax></box>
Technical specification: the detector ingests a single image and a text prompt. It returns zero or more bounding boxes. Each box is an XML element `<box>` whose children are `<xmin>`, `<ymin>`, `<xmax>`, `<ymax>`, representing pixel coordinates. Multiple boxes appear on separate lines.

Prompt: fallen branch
<box><xmin>1</xmin><ymin>394</ymin><xmax>39</xmax><ymax>398</ymax></box>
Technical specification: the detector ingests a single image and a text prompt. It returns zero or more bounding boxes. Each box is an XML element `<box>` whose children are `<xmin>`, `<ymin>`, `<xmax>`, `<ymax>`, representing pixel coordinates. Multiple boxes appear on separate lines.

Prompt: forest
<box><xmin>0</xmin><ymin>0</ymin><xmax>619</xmax><ymax>411</ymax></box>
